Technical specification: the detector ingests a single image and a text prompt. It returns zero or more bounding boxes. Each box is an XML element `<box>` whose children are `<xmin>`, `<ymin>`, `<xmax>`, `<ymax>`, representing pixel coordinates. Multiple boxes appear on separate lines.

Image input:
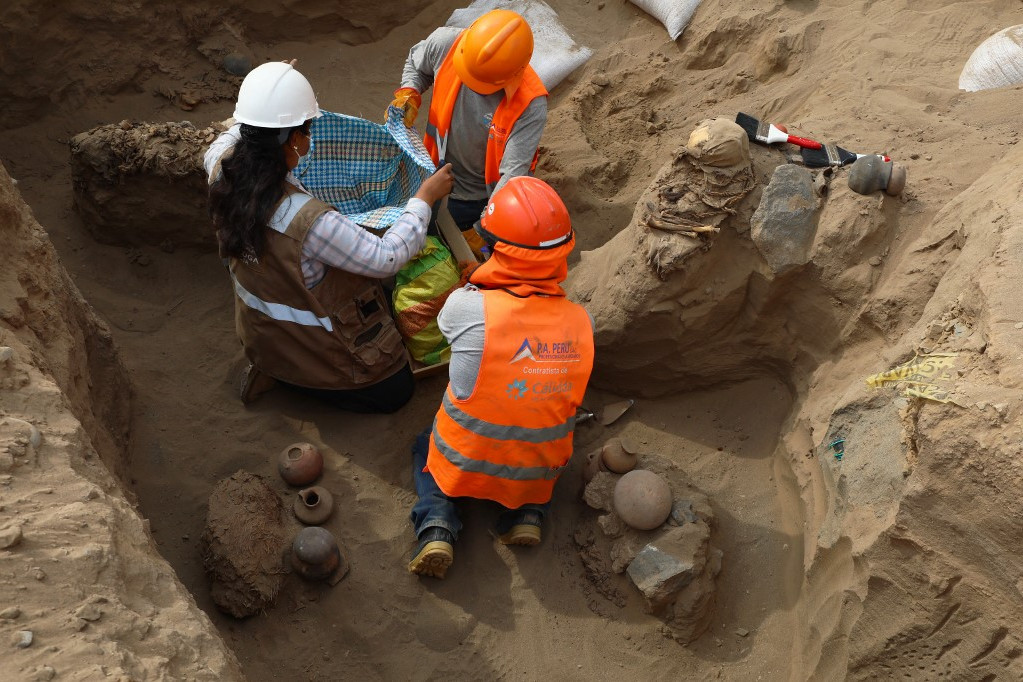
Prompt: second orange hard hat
<box><xmin>479</xmin><ymin>176</ymin><xmax>572</xmax><ymax>250</ymax></box>
<box><xmin>453</xmin><ymin>9</ymin><xmax>534</xmax><ymax>95</ymax></box>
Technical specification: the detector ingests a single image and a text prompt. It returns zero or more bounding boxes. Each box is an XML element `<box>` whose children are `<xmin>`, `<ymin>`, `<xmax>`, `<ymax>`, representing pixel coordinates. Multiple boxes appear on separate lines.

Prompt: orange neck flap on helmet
<box><xmin>468</xmin><ymin>236</ymin><xmax>574</xmax><ymax>298</ymax></box>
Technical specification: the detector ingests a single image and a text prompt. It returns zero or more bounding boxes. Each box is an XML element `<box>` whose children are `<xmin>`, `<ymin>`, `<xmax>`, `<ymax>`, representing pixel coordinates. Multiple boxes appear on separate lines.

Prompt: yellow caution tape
<box><xmin>866</xmin><ymin>353</ymin><xmax>957</xmax><ymax>388</ymax></box>
<box><xmin>866</xmin><ymin>352</ymin><xmax>959</xmax><ymax>403</ymax></box>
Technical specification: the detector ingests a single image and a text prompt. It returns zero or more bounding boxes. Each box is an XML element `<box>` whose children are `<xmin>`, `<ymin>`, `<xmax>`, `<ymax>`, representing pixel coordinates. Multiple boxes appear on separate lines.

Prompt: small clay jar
<box><xmin>292</xmin><ymin>527</ymin><xmax>349</xmax><ymax>585</ymax></box>
<box><xmin>294</xmin><ymin>486</ymin><xmax>334</xmax><ymax>525</ymax></box>
<box><xmin>613</xmin><ymin>469</ymin><xmax>673</xmax><ymax>531</ymax></box>
<box><xmin>601</xmin><ymin>438</ymin><xmax>638</xmax><ymax>474</ymax></box>
<box><xmin>278</xmin><ymin>442</ymin><xmax>323</xmax><ymax>486</ymax></box>
<box><xmin>848</xmin><ymin>155</ymin><xmax>907</xmax><ymax>197</ymax></box>
<box><xmin>582</xmin><ymin>448</ymin><xmax>607</xmax><ymax>484</ymax></box>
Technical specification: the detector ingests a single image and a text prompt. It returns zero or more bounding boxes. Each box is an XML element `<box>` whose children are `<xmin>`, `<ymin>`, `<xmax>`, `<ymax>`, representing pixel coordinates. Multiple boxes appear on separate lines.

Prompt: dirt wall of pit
<box><xmin>0</xmin><ymin>0</ymin><xmax>432</xmax><ymax>121</ymax></box>
<box><xmin>0</xmin><ymin>162</ymin><xmax>243</xmax><ymax>681</ymax></box>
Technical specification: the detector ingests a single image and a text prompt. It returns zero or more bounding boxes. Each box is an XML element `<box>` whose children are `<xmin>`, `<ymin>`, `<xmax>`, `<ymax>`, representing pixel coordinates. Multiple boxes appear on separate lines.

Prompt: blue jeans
<box><xmin>428</xmin><ymin>197</ymin><xmax>489</xmax><ymax>236</ymax></box>
<box><xmin>409</xmin><ymin>430</ymin><xmax>550</xmax><ymax>541</ymax></box>
<box><xmin>446</xmin><ymin>198</ymin><xmax>489</xmax><ymax>232</ymax></box>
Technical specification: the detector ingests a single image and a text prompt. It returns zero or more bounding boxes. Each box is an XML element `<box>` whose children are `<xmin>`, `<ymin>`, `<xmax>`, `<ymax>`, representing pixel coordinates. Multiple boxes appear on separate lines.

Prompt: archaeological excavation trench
<box><xmin>4</xmin><ymin>1</ymin><xmax>1023</xmax><ymax>680</ymax></box>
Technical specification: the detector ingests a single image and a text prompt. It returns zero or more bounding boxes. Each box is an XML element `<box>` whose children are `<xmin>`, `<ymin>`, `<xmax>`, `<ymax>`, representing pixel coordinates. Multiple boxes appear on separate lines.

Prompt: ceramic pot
<box><xmin>278</xmin><ymin>442</ymin><xmax>323</xmax><ymax>486</ymax></box>
<box><xmin>613</xmin><ymin>469</ymin><xmax>673</xmax><ymax>530</ymax></box>
<box><xmin>848</xmin><ymin>156</ymin><xmax>907</xmax><ymax>197</ymax></box>
<box><xmin>294</xmin><ymin>486</ymin><xmax>334</xmax><ymax>525</ymax></box>
<box><xmin>291</xmin><ymin>526</ymin><xmax>349</xmax><ymax>585</ymax></box>
<box><xmin>601</xmin><ymin>438</ymin><xmax>638</xmax><ymax>474</ymax></box>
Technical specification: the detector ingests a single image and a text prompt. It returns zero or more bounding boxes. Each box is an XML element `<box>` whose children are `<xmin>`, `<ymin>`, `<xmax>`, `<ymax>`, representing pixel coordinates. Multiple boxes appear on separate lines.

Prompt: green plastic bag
<box><xmin>393</xmin><ymin>237</ymin><xmax>462</xmax><ymax>365</ymax></box>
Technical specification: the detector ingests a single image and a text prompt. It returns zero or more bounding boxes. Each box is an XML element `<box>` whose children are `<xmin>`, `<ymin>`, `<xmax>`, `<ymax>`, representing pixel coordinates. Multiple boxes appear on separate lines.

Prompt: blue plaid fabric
<box><xmin>294</xmin><ymin>106</ymin><xmax>437</xmax><ymax>229</ymax></box>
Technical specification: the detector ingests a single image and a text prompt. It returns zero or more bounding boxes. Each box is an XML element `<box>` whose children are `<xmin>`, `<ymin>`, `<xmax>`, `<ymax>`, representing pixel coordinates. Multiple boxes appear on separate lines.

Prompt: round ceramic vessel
<box><xmin>278</xmin><ymin>442</ymin><xmax>323</xmax><ymax>486</ymax></box>
<box><xmin>613</xmin><ymin>469</ymin><xmax>673</xmax><ymax>531</ymax></box>
<box><xmin>293</xmin><ymin>486</ymin><xmax>334</xmax><ymax>525</ymax></box>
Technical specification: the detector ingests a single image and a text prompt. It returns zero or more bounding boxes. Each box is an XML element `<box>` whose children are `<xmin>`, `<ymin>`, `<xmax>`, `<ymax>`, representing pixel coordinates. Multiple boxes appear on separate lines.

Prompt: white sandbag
<box><xmin>628</xmin><ymin>0</ymin><xmax>701</xmax><ymax>41</ymax></box>
<box><xmin>959</xmin><ymin>25</ymin><xmax>1023</xmax><ymax>92</ymax></box>
<box><xmin>447</xmin><ymin>0</ymin><xmax>592</xmax><ymax>90</ymax></box>
<box><xmin>621</xmin><ymin>0</ymin><xmax>703</xmax><ymax>40</ymax></box>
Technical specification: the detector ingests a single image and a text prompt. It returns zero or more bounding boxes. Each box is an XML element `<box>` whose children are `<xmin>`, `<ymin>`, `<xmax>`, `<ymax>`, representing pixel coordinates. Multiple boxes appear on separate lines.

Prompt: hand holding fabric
<box><xmin>389</xmin><ymin>87</ymin><xmax>422</xmax><ymax>127</ymax></box>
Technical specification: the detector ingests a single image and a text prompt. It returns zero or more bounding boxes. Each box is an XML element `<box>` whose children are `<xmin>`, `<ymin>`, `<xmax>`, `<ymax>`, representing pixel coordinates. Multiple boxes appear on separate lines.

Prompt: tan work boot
<box><xmin>408</xmin><ymin>527</ymin><xmax>454</xmax><ymax>579</ymax></box>
<box><xmin>497</xmin><ymin>510</ymin><xmax>543</xmax><ymax>546</ymax></box>
<box><xmin>238</xmin><ymin>363</ymin><xmax>276</xmax><ymax>404</ymax></box>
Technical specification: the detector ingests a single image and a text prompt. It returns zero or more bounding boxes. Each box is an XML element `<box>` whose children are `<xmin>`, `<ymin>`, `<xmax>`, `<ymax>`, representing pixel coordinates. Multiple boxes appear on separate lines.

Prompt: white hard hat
<box><xmin>233</xmin><ymin>62</ymin><xmax>321</xmax><ymax>129</ymax></box>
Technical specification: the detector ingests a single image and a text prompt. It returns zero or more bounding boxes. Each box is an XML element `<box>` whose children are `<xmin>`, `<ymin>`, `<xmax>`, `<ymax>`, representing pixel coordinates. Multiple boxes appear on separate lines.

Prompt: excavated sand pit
<box><xmin>3</xmin><ymin>0</ymin><xmax>1023</xmax><ymax>680</ymax></box>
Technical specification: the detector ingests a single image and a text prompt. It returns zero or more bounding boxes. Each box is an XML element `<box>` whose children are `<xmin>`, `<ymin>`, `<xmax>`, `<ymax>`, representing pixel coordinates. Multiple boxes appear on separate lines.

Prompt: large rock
<box><xmin>627</xmin><ymin>523</ymin><xmax>710</xmax><ymax>613</ymax></box>
<box><xmin>750</xmin><ymin>164</ymin><xmax>819</xmax><ymax>275</ymax></box>
<box><xmin>201</xmin><ymin>471</ymin><xmax>289</xmax><ymax>618</ymax></box>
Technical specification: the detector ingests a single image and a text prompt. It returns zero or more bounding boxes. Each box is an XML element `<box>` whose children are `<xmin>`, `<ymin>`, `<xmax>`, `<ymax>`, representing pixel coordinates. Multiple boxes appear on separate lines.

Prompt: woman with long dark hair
<box><xmin>205</xmin><ymin>61</ymin><xmax>454</xmax><ymax>412</ymax></box>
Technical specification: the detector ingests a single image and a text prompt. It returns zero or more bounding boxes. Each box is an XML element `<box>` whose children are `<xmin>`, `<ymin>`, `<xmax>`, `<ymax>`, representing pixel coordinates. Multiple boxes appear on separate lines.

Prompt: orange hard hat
<box><xmin>453</xmin><ymin>10</ymin><xmax>533</xmax><ymax>95</ymax></box>
<box><xmin>478</xmin><ymin>176</ymin><xmax>572</xmax><ymax>250</ymax></box>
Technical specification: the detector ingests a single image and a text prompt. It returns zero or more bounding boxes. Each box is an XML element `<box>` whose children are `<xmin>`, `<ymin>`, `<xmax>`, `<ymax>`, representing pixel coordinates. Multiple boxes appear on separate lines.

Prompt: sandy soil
<box><xmin>3</xmin><ymin>0</ymin><xmax>1023</xmax><ymax>679</ymax></box>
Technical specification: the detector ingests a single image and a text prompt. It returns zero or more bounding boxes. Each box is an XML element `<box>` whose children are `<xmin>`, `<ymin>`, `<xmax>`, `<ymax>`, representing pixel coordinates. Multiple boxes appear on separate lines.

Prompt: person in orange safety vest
<box><xmin>390</xmin><ymin>9</ymin><xmax>548</xmax><ymax>257</ymax></box>
<box><xmin>408</xmin><ymin>177</ymin><xmax>595</xmax><ymax>579</ymax></box>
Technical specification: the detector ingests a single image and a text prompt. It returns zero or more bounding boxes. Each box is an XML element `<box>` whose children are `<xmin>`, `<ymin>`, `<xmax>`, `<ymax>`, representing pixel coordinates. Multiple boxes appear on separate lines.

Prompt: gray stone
<box><xmin>626</xmin><ymin>524</ymin><xmax>710</xmax><ymax>612</ymax></box>
<box><xmin>34</xmin><ymin>666</ymin><xmax>56</xmax><ymax>681</ymax></box>
<box><xmin>14</xmin><ymin>630</ymin><xmax>32</xmax><ymax>648</ymax></box>
<box><xmin>669</xmin><ymin>499</ymin><xmax>699</xmax><ymax>526</ymax></box>
<box><xmin>750</xmin><ymin>164</ymin><xmax>819</xmax><ymax>274</ymax></box>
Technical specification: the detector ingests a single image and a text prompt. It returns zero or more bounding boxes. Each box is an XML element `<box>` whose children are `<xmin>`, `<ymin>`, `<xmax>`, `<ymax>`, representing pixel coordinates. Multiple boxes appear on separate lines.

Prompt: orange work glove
<box><xmin>388</xmin><ymin>87</ymin><xmax>421</xmax><ymax>127</ymax></box>
<box><xmin>461</xmin><ymin>227</ymin><xmax>488</xmax><ymax>263</ymax></box>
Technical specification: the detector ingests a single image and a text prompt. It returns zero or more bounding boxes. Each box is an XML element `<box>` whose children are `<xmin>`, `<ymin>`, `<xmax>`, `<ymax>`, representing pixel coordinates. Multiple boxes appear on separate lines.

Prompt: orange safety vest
<box><xmin>424</xmin><ymin>32</ymin><xmax>548</xmax><ymax>190</ymax></box>
<box><xmin>426</xmin><ymin>289</ymin><xmax>594</xmax><ymax>508</ymax></box>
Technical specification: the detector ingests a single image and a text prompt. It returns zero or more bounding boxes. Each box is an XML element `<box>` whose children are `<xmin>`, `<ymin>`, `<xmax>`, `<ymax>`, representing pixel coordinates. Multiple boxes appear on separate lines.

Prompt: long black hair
<box><xmin>209</xmin><ymin>121</ymin><xmax>309</xmax><ymax>260</ymax></box>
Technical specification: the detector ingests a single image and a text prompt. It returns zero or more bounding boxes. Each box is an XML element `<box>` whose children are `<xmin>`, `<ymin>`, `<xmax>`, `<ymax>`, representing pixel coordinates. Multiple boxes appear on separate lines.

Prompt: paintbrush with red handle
<box><xmin>735</xmin><ymin>112</ymin><xmax>822</xmax><ymax>150</ymax></box>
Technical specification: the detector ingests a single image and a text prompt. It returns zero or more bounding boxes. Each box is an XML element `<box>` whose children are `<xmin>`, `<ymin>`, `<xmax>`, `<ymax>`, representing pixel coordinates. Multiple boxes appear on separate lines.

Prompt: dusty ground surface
<box><xmin>3</xmin><ymin>0</ymin><xmax>1023</xmax><ymax>680</ymax></box>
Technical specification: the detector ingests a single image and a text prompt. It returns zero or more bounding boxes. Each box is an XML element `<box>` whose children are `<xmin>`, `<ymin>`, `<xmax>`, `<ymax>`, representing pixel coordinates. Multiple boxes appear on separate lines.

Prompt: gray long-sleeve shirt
<box><xmin>438</xmin><ymin>286</ymin><xmax>595</xmax><ymax>399</ymax></box>
<box><xmin>401</xmin><ymin>26</ymin><xmax>547</xmax><ymax>201</ymax></box>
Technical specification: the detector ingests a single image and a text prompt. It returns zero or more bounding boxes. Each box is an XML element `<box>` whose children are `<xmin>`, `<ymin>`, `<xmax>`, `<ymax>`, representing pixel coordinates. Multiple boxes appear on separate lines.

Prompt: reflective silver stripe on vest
<box><xmin>232</xmin><ymin>275</ymin><xmax>334</xmax><ymax>332</ymax></box>
<box><xmin>442</xmin><ymin>393</ymin><xmax>574</xmax><ymax>443</ymax></box>
<box><xmin>433</xmin><ymin>427</ymin><xmax>564</xmax><ymax>481</ymax></box>
<box><xmin>268</xmin><ymin>193</ymin><xmax>314</xmax><ymax>234</ymax></box>
<box><xmin>425</xmin><ymin>122</ymin><xmax>447</xmax><ymax>165</ymax></box>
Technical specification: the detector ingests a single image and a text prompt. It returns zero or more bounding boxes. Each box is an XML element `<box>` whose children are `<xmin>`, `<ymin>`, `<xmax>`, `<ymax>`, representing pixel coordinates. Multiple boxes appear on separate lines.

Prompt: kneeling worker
<box><xmin>408</xmin><ymin>177</ymin><xmax>594</xmax><ymax>579</ymax></box>
<box><xmin>206</xmin><ymin>61</ymin><xmax>454</xmax><ymax>411</ymax></box>
<box><xmin>391</xmin><ymin>9</ymin><xmax>547</xmax><ymax>250</ymax></box>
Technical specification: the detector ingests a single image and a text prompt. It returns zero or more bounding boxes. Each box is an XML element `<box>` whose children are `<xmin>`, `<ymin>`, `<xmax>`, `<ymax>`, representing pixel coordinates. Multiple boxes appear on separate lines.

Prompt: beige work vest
<box><xmin>228</xmin><ymin>187</ymin><xmax>408</xmax><ymax>389</ymax></box>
